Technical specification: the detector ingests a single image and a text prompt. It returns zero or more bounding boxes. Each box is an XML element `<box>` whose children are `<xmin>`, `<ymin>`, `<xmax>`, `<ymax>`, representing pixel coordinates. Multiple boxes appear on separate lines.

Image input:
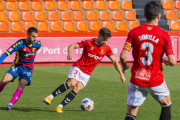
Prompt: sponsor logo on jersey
<box><xmin>147</xmin><ymin>26</ymin><xmax>153</xmax><ymax>30</ymax></box>
<box><xmin>8</xmin><ymin>48</ymin><xmax>13</xmax><ymax>52</ymax></box>
<box><xmin>88</xmin><ymin>53</ymin><xmax>102</xmax><ymax>60</ymax></box>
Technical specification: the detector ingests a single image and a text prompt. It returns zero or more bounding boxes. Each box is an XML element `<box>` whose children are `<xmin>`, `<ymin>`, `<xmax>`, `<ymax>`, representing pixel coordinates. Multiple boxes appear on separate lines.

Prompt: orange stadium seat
<box><xmin>32</xmin><ymin>2</ymin><xmax>43</xmax><ymax>11</ymax></box>
<box><xmin>125</xmin><ymin>11</ymin><xmax>137</xmax><ymax>20</ymax></box>
<box><xmin>86</xmin><ymin>11</ymin><xmax>98</xmax><ymax>21</ymax></box>
<box><xmin>61</xmin><ymin>12</ymin><xmax>72</xmax><ymax>21</ymax></box>
<box><xmin>170</xmin><ymin>21</ymin><xmax>180</xmax><ymax>30</ymax></box>
<box><xmin>116</xmin><ymin>21</ymin><xmax>128</xmax><ymax>31</ymax></box>
<box><xmin>0</xmin><ymin>2</ymin><xmax>4</xmax><ymax>11</ymax></box>
<box><xmin>102</xmin><ymin>22</ymin><xmax>114</xmax><ymax>31</ymax></box>
<box><xmin>129</xmin><ymin>21</ymin><xmax>140</xmax><ymax>30</ymax></box>
<box><xmin>89</xmin><ymin>22</ymin><xmax>101</xmax><ymax>31</ymax></box>
<box><xmin>166</xmin><ymin>11</ymin><xmax>178</xmax><ymax>20</ymax></box>
<box><xmin>22</xmin><ymin>12</ymin><xmax>34</xmax><ymax>21</ymax></box>
<box><xmin>179</xmin><ymin>11</ymin><xmax>180</xmax><ymax>19</ymax></box>
<box><xmin>96</xmin><ymin>1</ymin><xmax>107</xmax><ymax>10</ymax></box>
<box><xmin>18</xmin><ymin>0</ymin><xmax>29</xmax><ymax>1</ymax></box>
<box><xmin>5</xmin><ymin>0</ymin><xmax>16</xmax><ymax>1</ymax></box>
<box><xmin>50</xmin><ymin>22</ymin><xmax>62</xmax><ymax>31</ymax></box>
<box><xmin>175</xmin><ymin>0</ymin><xmax>180</xmax><ymax>9</ymax></box>
<box><xmin>73</xmin><ymin>11</ymin><xmax>85</xmax><ymax>21</ymax></box>
<box><xmin>63</xmin><ymin>22</ymin><xmax>75</xmax><ymax>31</ymax></box>
<box><xmin>8</xmin><ymin>12</ymin><xmax>20</xmax><ymax>21</ymax></box>
<box><xmin>24</xmin><ymin>22</ymin><xmax>35</xmax><ymax>31</ymax></box>
<box><xmin>0</xmin><ymin>22</ymin><xmax>9</xmax><ymax>32</ymax></box>
<box><xmin>0</xmin><ymin>12</ymin><xmax>7</xmax><ymax>21</ymax></box>
<box><xmin>70</xmin><ymin>1</ymin><xmax>81</xmax><ymax>10</ymax></box>
<box><xmin>108</xmin><ymin>1</ymin><xmax>120</xmax><ymax>10</ymax></box>
<box><xmin>57</xmin><ymin>1</ymin><xmax>69</xmax><ymax>10</ymax></box>
<box><xmin>31</xmin><ymin>0</ymin><xmax>42</xmax><ymax>1</ymax></box>
<box><xmin>45</xmin><ymin>1</ymin><xmax>56</xmax><ymax>10</ymax></box>
<box><xmin>35</xmin><ymin>12</ymin><xmax>46</xmax><ymax>21</ymax></box>
<box><xmin>48</xmin><ymin>12</ymin><xmax>59</xmax><ymax>21</ymax></box>
<box><xmin>43</xmin><ymin>0</ymin><xmax>54</xmax><ymax>1</ymax></box>
<box><xmin>121</xmin><ymin>1</ymin><xmax>133</xmax><ymax>10</ymax></box>
<box><xmin>37</xmin><ymin>22</ymin><xmax>49</xmax><ymax>31</ymax></box>
<box><xmin>162</xmin><ymin>1</ymin><xmax>174</xmax><ymax>10</ymax></box>
<box><xmin>112</xmin><ymin>11</ymin><xmax>124</xmax><ymax>20</ymax></box>
<box><xmin>77</xmin><ymin>22</ymin><xmax>88</xmax><ymax>31</ymax></box>
<box><xmin>19</xmin><ymin>2</ymin><xmax>30</xmax><ymax>11</ymax></box>
<box><xmin>83</xmin><ymin>1</ymin><xmax>94</xmax><ymax>10</ymax></box>
<box><xmin>99</xmin><ymin>11</ymin><xmax>110</xmax><ymax>21</ymax></box>
<box><xmin>6</xmin><ymin>2</ymin><xmax>17</xmax><ymax>11</ymax></box>
<box><xmin>11</xmin><ymin>22</ymin><xmax>23</xmax><ymax>32</ymax></box>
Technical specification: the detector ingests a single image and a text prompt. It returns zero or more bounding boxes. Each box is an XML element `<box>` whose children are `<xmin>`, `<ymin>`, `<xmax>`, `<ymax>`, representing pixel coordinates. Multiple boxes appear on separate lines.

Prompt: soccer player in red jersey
<box><xmin>43</xmin><ymin>28</ymin><xmax>126</xmax><ymax>113</ymax></box>
<box><xmin>120</xmin><ymin>1</ymin><xmax>177</xmax><ymax>120</ymax></box>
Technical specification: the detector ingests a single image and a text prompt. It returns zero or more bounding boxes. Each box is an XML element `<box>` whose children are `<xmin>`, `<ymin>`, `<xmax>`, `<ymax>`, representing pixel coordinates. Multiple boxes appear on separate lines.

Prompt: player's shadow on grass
<box><xmin>0</xmin><ymin>107</ymin><xmax>54</xmax><ymax>112</ymax></box>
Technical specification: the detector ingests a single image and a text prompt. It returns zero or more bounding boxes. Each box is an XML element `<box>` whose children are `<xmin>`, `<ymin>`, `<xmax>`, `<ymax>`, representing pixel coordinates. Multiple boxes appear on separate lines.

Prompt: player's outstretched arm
<box><xmin>163</xmin><ymin>55</ymin><xmax>177</xmax><ymax>66</ymax></box>
<box><xmin>120</xmin><ymin>49</ymin><xmax>130</xmax><ymax>73</ymax></box>
<box><xmin>0</xmin><ymin>52</ymin><xmax>8</xmax><ymax>64</ymax></box>
<box><xmin>67</xmin><ymin>43</ymin><xmax>80</xmax><ymax>60</ymax></box>
<box><xmin>108</xmin><ymin>55</ymin><xmax>126</xmax><ymax>83</ymax></box>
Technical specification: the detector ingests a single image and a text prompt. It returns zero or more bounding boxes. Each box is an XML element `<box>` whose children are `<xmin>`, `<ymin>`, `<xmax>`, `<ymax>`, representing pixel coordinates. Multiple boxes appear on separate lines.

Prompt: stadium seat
<box><xmin>57</xmin><ymin>1</ymin><xmax>69</xmax><ymax>10</ymax></box>
<box><xmin>22</xmin><ymin>12</ymin><xmax>34</xmax><ymax>21</ymax></box>
<box><xmin>11</xmin><ymin>22</ymin><xmax>23</xmax><ymax>32</ymax></box>
<box><xmin>30</xmin><ymin>0</ymin><xmax>42</xmax><ymax>1</ymax></box>
<box><xmin>19</xmin><ymin>2</ymin><xmax>30</xmax><ymax>11</ymax></box>
<box><xmin>108</xmin><ymin>1</ymin><xmax>120</xmax><ymax>10</ymax></box>
<box><xmin>35</xmin><ymin>12</ymin><xmax>46</xmax><ymax>21</ymax></box>
<box><xmin>73</xmin><ymin>11</ymin><xmax>85</xmax><ymax>21</ymax></box>
<box><xmin>0</xmin><ymin>2</ymin><xmax>4</xmax><ymax>11</ymax></box>
<box><xmin>96</xmin><ymin>1</ymin><xmax>107</xmax><ymax>10</ymax></box>
<box><xmin>179</xmin><ymin>11</ymin><xmax>180</xmax><ymax>19</ymax></box>
<box><xmin>175</xmin><ymin>0</ymin><xmax>180</xmax><ymax>9</ymax></box>
<box><xmin>0</xmin><ymin>22</ymin><xmax>9</xmax><ymax>32</ymax></box>
<box><xmin>45</xmin><ymin>1</ymin><xmax>56</xmax><ymax>10</ymax></box>
<box><xmin>116</xmin><ymin>21</ymin><xmax>128</xmax><ymax>31</ymax></box>
<box><xmin>70</xmin><ymin>1</ymin><xmax>81</xmax><ymax>10</ymax></box>
<box><xmin>0</xmin><ymin>12</ymin><xmax>7</xmax><ymax>21</ymax></box>
<box><xmin>61</xmin><ymin>12</ymin><xmax>72</xmax><ymax>21</ymax></box>
<box><xmin>83</xmin><ymin>1</ymin><xmax>94</xmax><ymax>10</ymax></box>
<box><xmin>89</xmin><ymin>22</ymin><xmax>101</xmax><ymax>31</ymax></box>
<box><xmin>166</xmin><ymin>11</ymin><xmax>178</xmax><ymax>20</ymax></box>
<box><xmin>76</xmin><ymin>22</ymin><xmax>88</xmax><ymax>31</ymax></box>
<box><xmin>63</xmin><ymin>22</ymin><xmax>75</xmax><ymax>31</ymax></box>
<box><xmin>86</xmin><ymin>11</ymin><xmax>98</xmax><ymax>21</ymax></box>
<box><xmin>102</xmin><ymin>22</ymin><xmax>114</xmax><ymax>31</ymax></box>
<box><xmin>170</xmin><ymin>21</ymin><xmax>180</xmax><ymax>30</ymax></box>
<box><xmin>5</xmin><ymin>0</ymin><xmax>16</xmax><ymax>1</ymax></box>
<box><xmin>18</xmin><ymin>0</ymin><xmax>29</xmax><ymax>1</ymax></box>
<box><xmin>43</xmin><ymin>0</ymin><xmax>54</xmax><ymax>1</ymax></box>
<box><xmin>37</xmin><ymin>22</ymin><xmax>49</xmax><ymax>31</ymax></box>
<box><xmin>6</xmin><ymin>2</ymin><xmax>17</xmax><ymax>11</ymax></box>
<box><xmin>48</xmin><ymin>12</ymin><xmax>59</xmax><ymax>21</ymax></box>
<box><xmin>24</xmin><ymin>22</ymin><xmax>36</xmax><ymax>31</ymax></box>
<box><xmin>32</xmin><ymin>2</ymin><xmax>43</xmax><ymax>11</ymax></box>
<box><xmin>125</xmin><ymin>11</ymin><xmax>137</xmax><ymax>20</ymax></box>
<box><xmin>112</xmin><ymin>11</ymin><xmax>124</xmax><ymax>20</ymax></box>
<box><xmin>8</xmin><ymin>12</ymin><xmax>20</xmax><ymax>21</ymax></box>
<box><xmin>129</xmin><ymin>21</ymin><xmax>140</xmax><ymax>30</ymax></box>
<box><xmin>121</xmin><ymin>1</ymin><xmax>133</xmax><ymax>10</ymax></box>
<box><xmin>99</xmin><ymin>11</ymin><xmax>110</xmax><ymax>21</ymax></box>
<box><xmin>162</xmin><ymin>1</ymin><xmax>174</xmax><ymax>10</ymax></box>
<box><xmin>50</xmin><ymin>22</ymin><xmax>62</xmax><ymax>31</ymax></box>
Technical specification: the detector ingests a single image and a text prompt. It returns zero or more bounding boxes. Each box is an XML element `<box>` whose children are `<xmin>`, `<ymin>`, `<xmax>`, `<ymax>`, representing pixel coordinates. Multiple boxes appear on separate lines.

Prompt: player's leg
<box><xmin>0</xmin><ymin>73</ymin><xmax>13</xmax><ymax>92</ymax></box>
<box><xmin>149</xmin><ymin>81</ymin><xmax>171</xmax><ymax>120</ymax></box>
<box><xmin>125</xmin><ymin>82</ymin><xmax>148</xmax><ymax>120</ymax></box>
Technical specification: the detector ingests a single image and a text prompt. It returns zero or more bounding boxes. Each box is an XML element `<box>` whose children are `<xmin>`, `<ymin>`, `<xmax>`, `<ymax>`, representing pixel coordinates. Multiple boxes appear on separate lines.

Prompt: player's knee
<box><xmin>67</xmin><ymin>79</ymin><xmax>77</xmax><ymax>88</ymax></box>
<box><xmin>73</xmin><ymin>86</ymin><xmax>81</xmax><ymax>93</ymax></box>
<box><xmin>160</xmin><ymin>96</ymin><xmax>171</xmax><ymax>106</ymax></box>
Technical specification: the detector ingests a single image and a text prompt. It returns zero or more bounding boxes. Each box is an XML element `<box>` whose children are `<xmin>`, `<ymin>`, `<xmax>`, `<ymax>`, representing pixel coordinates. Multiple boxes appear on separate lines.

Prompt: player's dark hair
<box><xmin>144</xmin><ymin>1</ymin><xmax>161</xmax><ymax>21</ymax></box>
<box><xmin>99</xmin><ymin>28</ymin><xmax>112</xmax><ymax>39</ymax></box>
<box><xmin>27</xmin><ymin>27</ymin><xmax>38</xmax><ymax>34</ymax></box>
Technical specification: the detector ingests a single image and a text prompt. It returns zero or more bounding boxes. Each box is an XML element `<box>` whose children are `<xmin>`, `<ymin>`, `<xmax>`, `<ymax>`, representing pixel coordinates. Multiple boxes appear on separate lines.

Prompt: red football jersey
<box><xmin>124</xmin><ymin>24</ymin><xmax>174</xmax><ymax>87</ymax></box>
<box><xmin>73</xmin><ymin>38</ymin><xmax>113</xmax><ymax>75</ymax></box>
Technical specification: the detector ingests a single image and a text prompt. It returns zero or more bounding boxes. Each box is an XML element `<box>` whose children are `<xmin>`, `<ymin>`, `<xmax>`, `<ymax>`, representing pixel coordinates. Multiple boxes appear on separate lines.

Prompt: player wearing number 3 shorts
<box><xmin>120</xmin><ymin>1</ymin><xmax>177</xmax><ymax>120</ymax></box>
<box><xmin>43</xmin><ymin>28</ymin><xmax>126</xmax><ymax>113</ymax></box>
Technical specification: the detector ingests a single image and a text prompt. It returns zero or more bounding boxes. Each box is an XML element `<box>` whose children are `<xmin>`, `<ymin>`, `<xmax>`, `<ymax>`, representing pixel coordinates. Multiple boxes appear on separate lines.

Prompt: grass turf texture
<box><xmin>0</xmin><ymin>65</ymin><xmax>179</xmax><ymax>120</ymax></box>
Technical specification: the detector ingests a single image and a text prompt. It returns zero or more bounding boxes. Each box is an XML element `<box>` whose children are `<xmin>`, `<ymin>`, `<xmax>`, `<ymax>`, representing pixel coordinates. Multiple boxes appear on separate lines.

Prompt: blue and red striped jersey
<box><xmin>5</xmin><ymin>39</ymin><xmax>42</xmax><ymax>71</ymax></box>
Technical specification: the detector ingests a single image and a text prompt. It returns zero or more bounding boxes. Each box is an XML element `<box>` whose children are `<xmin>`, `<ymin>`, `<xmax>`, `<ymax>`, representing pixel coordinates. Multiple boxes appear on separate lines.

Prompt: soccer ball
<box><xmin>80</xmin><ymin>98</ymin><xmax>94</xmax><ymax>111</ymax></box>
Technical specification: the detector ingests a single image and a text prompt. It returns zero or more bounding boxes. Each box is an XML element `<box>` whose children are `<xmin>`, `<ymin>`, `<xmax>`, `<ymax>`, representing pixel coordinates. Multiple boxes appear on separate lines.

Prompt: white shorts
<box><xmin>67</xmin><ymin>66</ymin><xmax>90</xmax><ymax>87</ymax></box>
<box><xmin>127</xmin><ymin>81</ymin><xmax>170</xmax><ymax>106</ymax></box>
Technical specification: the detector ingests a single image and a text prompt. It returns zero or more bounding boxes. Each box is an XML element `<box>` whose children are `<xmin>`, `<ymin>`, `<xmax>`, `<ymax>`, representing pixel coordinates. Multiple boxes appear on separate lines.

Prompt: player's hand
<box><xmin>120</xmin><ymin>75</ymin><xmax>126</xmax><ymax>83</ymax></box>
<box><xmin>123</xmin><ymin>64</ymin><xmax>130</xmax><ymax>73</ymax></box>
<box><xmin>163</xmin><ymin>57</ymin><xmax>169</xmax><ymax>65</ymax></box>
<box><xmin>67</xmin><ymin>54</ymin><xmax>72</xmax><ymax>60</ymax></box>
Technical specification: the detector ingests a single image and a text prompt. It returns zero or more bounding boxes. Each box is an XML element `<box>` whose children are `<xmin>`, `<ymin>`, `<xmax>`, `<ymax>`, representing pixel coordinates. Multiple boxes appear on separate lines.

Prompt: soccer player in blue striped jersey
<box><xmin>0</xmin><ymin>27</ymin><xmax>42</xmax><ymax>110</ymax></box>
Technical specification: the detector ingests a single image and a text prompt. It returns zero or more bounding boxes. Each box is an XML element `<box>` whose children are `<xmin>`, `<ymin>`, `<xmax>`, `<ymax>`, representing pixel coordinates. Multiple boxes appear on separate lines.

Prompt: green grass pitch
<box><xmin>0</xmin><ymin>65</ymin><xmax>180</xmax><ymax>120</ymax></box>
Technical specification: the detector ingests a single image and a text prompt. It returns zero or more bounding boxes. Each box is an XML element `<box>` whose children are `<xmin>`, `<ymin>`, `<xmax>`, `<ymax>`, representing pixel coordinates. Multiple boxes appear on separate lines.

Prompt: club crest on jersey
<box><xmin>147</xmin><ymin>26</ymin><xmax>153</xmax><ymax>30</ymax></box>
<box><xmin>100</xmin><ymin>50</ymin><xmax>104</xmax><ymax>54</ymax></box>
<box><xmin>32</xmin><ymin>48</ymin><xmax>36</xmax><ymax>52</ymax></box>
<box><xmin>90</xmin><ymin>47</ymin><xmax>93</xmax><ymax>50</ymax></box>
<box><xmin>23</xmin><ymin>48</ymin><xmax>26</xmax><ymax>51</ymax></box>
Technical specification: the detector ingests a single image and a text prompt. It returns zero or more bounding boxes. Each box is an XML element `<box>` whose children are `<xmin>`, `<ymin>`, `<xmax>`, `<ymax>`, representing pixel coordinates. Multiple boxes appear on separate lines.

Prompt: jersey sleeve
<box><xmin>164</xmin><ymin>34</ymin><xmax>174</xmax><ymax>56</ymax></box>
<box><xmin>36</xmin><ymin>40</ymin><xmax>42</xmax><ymax>49</ymax></box>
<box><xmin>5</xmin><ymin>40</ymin><xmax>23</xmax><ymax>56</ymax></box>
<box><xmin>77</xmin><ymin>39</ymin><xmax>87</xmax><ymax>48</ymax></box>
<box><xmin>106</xmin><ymin>46</ymin><xmax>114</xmax><ymax>57</ymax></box>
<box><xmin>123</xmin><ymin>31</ymin><xmax>133</xmax><ymax>51</ymax></box>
